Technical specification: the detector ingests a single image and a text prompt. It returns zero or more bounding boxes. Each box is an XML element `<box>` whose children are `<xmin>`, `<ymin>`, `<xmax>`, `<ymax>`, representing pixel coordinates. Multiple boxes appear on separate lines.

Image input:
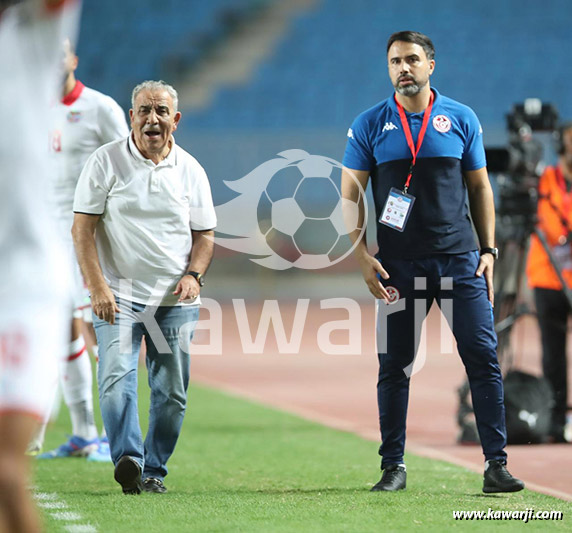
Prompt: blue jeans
<box><xmin>93</xmin><ymin>299</ymin><xmax>199</xmax><ymax>481</ymax></box>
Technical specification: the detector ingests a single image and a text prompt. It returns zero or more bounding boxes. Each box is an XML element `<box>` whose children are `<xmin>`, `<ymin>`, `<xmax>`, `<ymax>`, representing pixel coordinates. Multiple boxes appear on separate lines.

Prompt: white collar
<box><xmin>128</xmin><ymin>132</ymin><xmax>177</xmax><ymax>167</ymax></box>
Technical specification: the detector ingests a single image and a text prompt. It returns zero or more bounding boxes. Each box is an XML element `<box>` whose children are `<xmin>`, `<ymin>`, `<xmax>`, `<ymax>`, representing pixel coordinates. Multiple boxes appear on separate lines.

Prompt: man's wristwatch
<box><xmin>480</xmin><ymin>247</ymin><xmax>499</xmax><ymax>260</ymax></box>
<box><xmin>185</xmin><ymin>271</ymin><xmax>205</xmax><ymax>286</ymax></box>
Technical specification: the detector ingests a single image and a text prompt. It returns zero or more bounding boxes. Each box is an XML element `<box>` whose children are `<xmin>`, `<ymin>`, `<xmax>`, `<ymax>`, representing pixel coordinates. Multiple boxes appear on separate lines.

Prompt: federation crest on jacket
<box><xmin>432</xmin><ymin>114</ymin><xmax>451</xmax><ymax>133</ymax></box>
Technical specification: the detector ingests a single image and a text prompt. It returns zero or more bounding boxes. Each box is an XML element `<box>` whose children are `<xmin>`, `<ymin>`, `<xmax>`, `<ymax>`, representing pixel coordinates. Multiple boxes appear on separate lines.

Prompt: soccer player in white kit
<box><xmin>0</xmin><ymin>0</ymin><xmax>79</xmax><ymax>530</ymax></box>
<box><xmin>33</xmin><ymin>38</ymin><xmax>129</xmax><ymax>460</ymax></box>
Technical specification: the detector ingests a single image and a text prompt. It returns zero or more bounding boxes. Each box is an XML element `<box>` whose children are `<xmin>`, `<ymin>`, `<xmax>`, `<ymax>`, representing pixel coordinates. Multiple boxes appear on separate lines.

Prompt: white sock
<box><xmin>69</xmin><ymin>400</ymin><xmax>98</xmax><ymax>441</ymax></box>
<box><xmin>60</xmin><ymin>336</ymin><xmax>98</xmax><ymax>441</ymax></box>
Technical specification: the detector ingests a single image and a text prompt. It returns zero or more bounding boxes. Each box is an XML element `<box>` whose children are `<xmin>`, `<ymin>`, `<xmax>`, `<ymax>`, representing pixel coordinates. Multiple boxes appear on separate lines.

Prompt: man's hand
<box><xmin>358</xmin><ymin>253</ymin><xmax>391</xmax><ymax>302</ymax></box>
<box><xmin>476</xmin><ymin>253</ymin><xmax>495</xmax><ymax>306</ymax></box>
<box><xmin>91</xmin><ymin>284</ymin><xmax>120</xmax><ymax>324</ymax></box>
<box><xmin>173</xmin><ymin>275</ymin><xmax>200</xmax><ymax>302</ymax></box>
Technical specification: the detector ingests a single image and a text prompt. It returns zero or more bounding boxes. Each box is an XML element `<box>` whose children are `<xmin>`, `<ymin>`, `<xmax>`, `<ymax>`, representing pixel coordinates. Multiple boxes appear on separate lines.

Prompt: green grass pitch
<box><xmin>33</xmin><ymin>372</ymin><xmax>570</xmax><ymax>532</ymax></box>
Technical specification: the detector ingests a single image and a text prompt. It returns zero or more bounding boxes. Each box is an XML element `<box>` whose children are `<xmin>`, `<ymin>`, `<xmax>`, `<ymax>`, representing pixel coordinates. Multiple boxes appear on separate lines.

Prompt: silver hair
<box><xmin>131</xmin><ymin>80</ymin><xmax>179</xmax><ymax>112</ymax></box>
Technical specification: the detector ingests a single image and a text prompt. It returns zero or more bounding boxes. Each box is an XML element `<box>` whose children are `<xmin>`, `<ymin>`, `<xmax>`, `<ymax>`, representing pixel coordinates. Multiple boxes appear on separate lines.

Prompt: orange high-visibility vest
<box><xmin>526</xmin><ymin>165</ymin><xmax>572</xmax><ymax>290</ymax></box>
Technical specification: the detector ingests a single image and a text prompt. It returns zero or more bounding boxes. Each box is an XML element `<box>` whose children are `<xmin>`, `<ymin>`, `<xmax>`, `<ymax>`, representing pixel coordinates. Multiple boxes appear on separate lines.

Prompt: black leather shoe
<box><xmin>143</xmin><ymin>477</ymin><xmax>167</xmax><ymax>494</ymax></box>
<box><xmin>371</xmin><ymin>464</ymin><xmax>406</xmax><ymax>492</ymax></box>
<box><xmin>483</xmin><ymin>460</ymin><xmax>525</xmax><ymax>493</ymax></box>
<box><xmin>114</xmin><ymin>456</ymin><xmax>143</xmax><ymax>495</ymax></box>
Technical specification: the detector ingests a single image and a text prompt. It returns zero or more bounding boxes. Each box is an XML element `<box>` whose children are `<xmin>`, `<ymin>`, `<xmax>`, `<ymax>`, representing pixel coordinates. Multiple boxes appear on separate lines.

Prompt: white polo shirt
<box><xmin>73</xmin><ymin>134</ymin><xmax>217</xmax><ymax>306</ymax></box>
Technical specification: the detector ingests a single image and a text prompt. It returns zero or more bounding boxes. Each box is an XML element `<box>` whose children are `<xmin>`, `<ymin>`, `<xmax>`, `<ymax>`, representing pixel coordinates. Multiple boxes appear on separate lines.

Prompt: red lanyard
<box><xmin>395</xmin><ymin>91</ymin><xmax>434</xmax><ymax>193</ymax></box>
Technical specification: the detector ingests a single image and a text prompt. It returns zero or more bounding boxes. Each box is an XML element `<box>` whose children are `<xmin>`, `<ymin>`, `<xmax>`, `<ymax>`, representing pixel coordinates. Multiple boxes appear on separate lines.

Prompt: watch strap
<box><xmin>185</xmin><ymin>271</ymin><xmax>204</xmax><ymax>286</ymax></box>
<box><xmin>480</xmin><ymin>247</ymin><xmax>498</xmax><ymax>259</ymax></box>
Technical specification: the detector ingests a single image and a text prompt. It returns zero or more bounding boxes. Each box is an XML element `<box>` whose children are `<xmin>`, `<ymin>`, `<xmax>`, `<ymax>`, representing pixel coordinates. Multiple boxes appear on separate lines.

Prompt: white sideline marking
<box><xmin>33</xmin><ymin>490</ymin><xmax>98</xmax><ymax>532</ymax></box>
<box><xmin>34</xmin><ymin>492</ymin><xmax>58</xmax><ymax>501</ymax></box>
<box><xmin>52</xmin><ymin>511</ymin><xmax>82</xmax><ymax>521</ymax></box>
<box><xmin>64</xmin><ymin>525</ymin><xmax>97</xmax><ymax>533</ymax></box>
<box><xmin>37</xmin><ymin>501</ymin><xmax>67</xmax><ymax>509</ymax></box>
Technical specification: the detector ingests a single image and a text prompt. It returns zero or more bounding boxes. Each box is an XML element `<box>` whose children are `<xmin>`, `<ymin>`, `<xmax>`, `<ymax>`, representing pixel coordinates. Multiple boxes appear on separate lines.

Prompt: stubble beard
<box><xmin>395</xmin><ymin>77</ymin><xmax>428</xmax><ymax>97</ymax></box>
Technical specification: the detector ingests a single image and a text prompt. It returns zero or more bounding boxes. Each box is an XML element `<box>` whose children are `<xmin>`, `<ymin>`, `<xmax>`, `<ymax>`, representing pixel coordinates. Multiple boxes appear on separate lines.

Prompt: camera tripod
<box><xmin>494</xmin><ymin>221</ymin><xmax>572</xmax><ymax>367</ymax></box>
<box><xmin>457</xmin><ymin>215</ymin><xmax>572</xmax><ymax>443</ymax></box>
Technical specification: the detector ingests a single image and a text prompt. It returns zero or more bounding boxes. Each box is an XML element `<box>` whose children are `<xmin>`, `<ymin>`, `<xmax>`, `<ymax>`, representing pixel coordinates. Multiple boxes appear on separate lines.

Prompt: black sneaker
<box><xmin>143</xmin><ymin>477</ymin><xmax>167</xmax><ymax>494</ymax></box>
<box><xmin>114</xmin><ymin>456</ymin><xmax>143</xmax><ymax>495</ymax></box>
<box><xmin>483</xmin><ymin>460</ymin><xmax>525</xmax><ymax>493</ymax></box>
<box><xmin>371</xmin><ymin>464</ymin><xmax>406</xmax><ymax>492</ymax></box>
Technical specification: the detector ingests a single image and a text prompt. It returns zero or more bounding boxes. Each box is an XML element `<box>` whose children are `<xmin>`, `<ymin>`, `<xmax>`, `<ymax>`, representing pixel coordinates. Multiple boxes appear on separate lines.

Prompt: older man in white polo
<box><xmin>72</xmin><ymin>80</ymin><xmax>216</xmax><ymax>495</ymax></box>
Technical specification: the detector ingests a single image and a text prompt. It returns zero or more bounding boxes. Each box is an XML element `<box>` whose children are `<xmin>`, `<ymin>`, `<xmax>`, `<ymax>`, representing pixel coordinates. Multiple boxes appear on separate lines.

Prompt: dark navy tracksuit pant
<box><xmin>376</xmin><ymin>251</ymin><xmax>507</xmax><ymax>468</ymax></box>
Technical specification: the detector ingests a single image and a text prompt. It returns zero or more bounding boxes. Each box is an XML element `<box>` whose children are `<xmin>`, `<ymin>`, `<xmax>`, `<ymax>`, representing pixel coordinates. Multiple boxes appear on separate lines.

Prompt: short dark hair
<box><xmin>387</xmin><ymin>31</ymin><xmax>435</xmax><ymax>61</ymax></box>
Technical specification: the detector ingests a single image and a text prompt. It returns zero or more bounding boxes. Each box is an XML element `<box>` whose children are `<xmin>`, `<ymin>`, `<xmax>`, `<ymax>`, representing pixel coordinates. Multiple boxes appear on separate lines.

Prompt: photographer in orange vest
<box><xmin>526</xmin><ymin>123</ymin><xmax>572</xmax><ymax>443</ymax></box>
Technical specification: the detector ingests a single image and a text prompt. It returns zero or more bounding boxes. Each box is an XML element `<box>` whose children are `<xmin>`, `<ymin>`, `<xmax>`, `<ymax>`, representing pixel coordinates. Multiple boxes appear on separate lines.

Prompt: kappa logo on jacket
<box><xmin>382</xmin><ymin>121</ymin><xmax>399</xmax><ymax>133</ymax></box>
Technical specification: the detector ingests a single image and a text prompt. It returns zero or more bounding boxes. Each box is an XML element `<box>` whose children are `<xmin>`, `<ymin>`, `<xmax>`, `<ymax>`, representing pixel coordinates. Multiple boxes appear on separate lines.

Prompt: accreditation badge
<box><xmin>552</xmin><ymin>243</ymin><xmax>572</xmax><ymax>270</ymax></box>
<box><xmin>379</xmin><ymin>187</ymin><xmax>415</xmax><ymax>232</ymax></box>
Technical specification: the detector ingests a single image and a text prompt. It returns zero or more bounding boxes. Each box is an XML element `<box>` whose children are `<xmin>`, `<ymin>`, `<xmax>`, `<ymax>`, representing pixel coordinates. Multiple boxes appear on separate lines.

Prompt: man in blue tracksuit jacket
<box><xmin>342</xmin><ymin>30</ymin><xmax>524</xmax><ymax>493</ymax></box>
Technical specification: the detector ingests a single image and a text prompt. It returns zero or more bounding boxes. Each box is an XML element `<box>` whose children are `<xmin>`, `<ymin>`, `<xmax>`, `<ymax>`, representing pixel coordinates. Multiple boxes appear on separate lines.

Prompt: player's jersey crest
<box><xmin>67</xmin><ymin>110</ymin><xmax>82</xmax><ymax>123</ymax></box>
